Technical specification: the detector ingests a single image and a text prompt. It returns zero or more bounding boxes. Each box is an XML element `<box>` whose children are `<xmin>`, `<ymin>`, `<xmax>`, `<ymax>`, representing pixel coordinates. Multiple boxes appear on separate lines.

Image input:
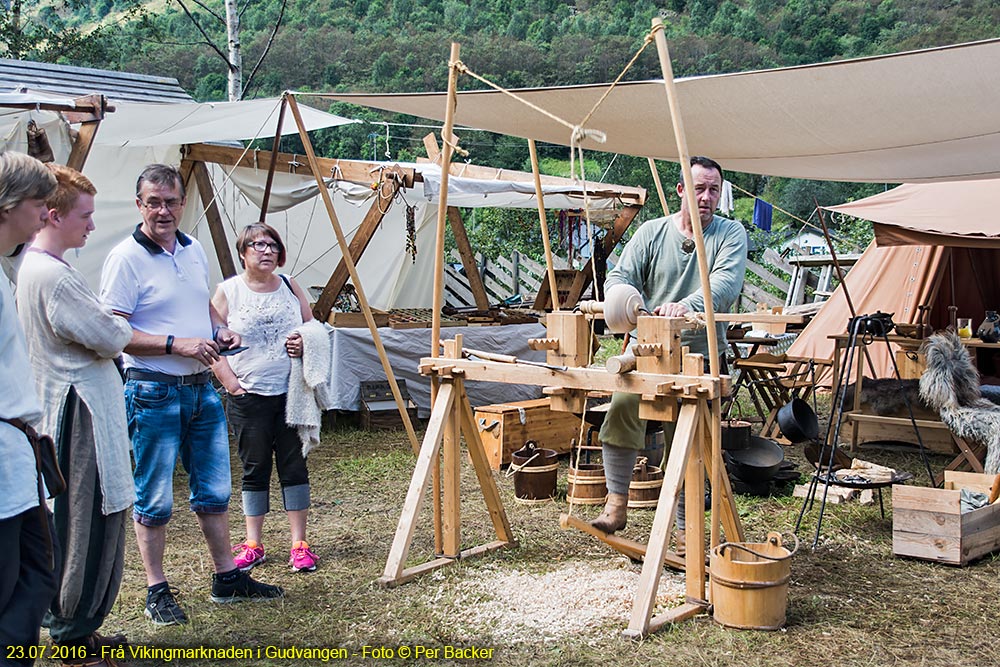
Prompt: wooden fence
<box><xmin>444</xmin><ymin>247</ymin><xmax>858</xmax><ymax>311</ymax></box>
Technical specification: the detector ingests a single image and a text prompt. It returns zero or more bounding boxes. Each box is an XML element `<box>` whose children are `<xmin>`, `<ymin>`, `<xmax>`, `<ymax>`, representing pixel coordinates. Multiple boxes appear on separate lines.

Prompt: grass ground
<box><xmin>38</xmin><ymin>397</ymin><xmax>1000</xmax><ymax>667</ymax></box>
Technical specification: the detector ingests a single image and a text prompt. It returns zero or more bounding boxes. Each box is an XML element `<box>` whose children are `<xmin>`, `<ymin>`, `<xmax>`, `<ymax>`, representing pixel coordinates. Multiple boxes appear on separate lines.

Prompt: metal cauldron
<box><xmin>725</xmin><ymin>436</ymin><xmax>784</xmax><ymax>483</ymax></box>
<box><xmin>776</xmin><ymin>399</ymin><xmax>819</xmax><ymax>444</ymax></box>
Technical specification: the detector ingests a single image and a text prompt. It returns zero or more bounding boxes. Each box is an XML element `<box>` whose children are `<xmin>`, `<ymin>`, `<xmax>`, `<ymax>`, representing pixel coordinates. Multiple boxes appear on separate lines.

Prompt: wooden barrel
<box><xmin>566</xmin><ymin>463</ymin><xmax>606</xmax><ymax>505</ymax></box>
<box><xmin>510</xmin><ymin>441</ymin><xmax>559</xmax><ymax>504</ymax></box>
<box><xmin>628</xmin><ymin>457</ymin><xmax>664</xmax><ymax>509</ymax></box>
<box><xmin>710</xmin><ymin>532</ymin><xmax>794</xmax><ymax>630</ymax></box>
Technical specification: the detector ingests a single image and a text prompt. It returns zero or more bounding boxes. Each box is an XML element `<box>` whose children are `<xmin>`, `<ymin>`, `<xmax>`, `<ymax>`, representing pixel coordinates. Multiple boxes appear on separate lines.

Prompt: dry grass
<box><xmin>37</xmin><ymin>404</ymin><xmax>1000</xmax><ymax>667</ymax></box>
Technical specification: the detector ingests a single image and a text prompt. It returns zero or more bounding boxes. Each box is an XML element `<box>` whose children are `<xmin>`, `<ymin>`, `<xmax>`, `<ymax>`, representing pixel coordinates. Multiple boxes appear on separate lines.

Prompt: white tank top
<box><xmin>221</xmin><ymin>274</ymin><xmax>303</xmax><ymax>395</ymax></box>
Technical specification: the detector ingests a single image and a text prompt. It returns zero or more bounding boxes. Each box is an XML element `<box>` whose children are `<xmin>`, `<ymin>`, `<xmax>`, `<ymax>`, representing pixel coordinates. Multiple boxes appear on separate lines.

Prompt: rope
<box><xmin>716</xmin><ymin>532</ymin><xmax>800</xmax><ymax>561</ymax></box>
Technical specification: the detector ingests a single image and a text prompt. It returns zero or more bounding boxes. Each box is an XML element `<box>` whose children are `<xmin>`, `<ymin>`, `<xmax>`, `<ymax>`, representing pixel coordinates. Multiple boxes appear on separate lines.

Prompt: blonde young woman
<box><xmin>211</xmin><ymin>223</ymin><xmax>318</xmax><ymax>572</ymax></box>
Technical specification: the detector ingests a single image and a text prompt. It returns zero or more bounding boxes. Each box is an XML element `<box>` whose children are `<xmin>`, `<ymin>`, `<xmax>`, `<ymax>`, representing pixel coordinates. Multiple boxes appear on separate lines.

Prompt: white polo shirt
<box><xmin>100</xmin><ymin>225</ymin><xmax>213</xmax><ymax>376</ymax></box>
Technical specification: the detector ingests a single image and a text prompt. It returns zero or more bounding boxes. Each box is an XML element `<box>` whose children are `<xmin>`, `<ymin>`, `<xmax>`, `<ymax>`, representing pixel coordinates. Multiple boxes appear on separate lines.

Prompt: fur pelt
<box><xmin>842</xmin><ymin>378</ymin><xmax>927</xmax><ymax>415</ymax></box>
<box><xmin>286</xmin><ymin>319</ymin><xmax>334</xmax><ymax>458</ymax></box>
<box><xmin>919</xmin><ymin>331</ymin><xmax>1000</xmax><ymax>474</ymax></box>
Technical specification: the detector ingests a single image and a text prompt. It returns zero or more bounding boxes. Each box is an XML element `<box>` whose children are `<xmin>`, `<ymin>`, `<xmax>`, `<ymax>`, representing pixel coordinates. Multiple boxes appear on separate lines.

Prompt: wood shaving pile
<box><xmin>424</xmin><ymin>560</ymin><xmax>686</xmax><ymax>642</ymax></box>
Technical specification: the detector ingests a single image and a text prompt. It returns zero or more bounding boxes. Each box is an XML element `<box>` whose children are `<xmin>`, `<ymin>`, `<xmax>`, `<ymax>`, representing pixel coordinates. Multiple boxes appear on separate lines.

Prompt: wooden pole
<box><xmin>528</xmin><ymin>138</ymin><xmax>561</xmax><ymax>311</ymax></box>
<box><xmin>284</xmin><ymin>93</ymin><xmax>420</xmax><ymax>455</ymax></box>
<box><xmin>651</xmin><ymin>17</ymin><xmax>720</xmax><ymax>379</ymax></box>
<box><xmin>258</xmin><ymin>95</ymin><xmax>287</xmax><ymax>223</ymax></box>
<box><xmin>647</xmin><ymin>157</ymin><xmax>670</xmax><ymax>216</ymax></box>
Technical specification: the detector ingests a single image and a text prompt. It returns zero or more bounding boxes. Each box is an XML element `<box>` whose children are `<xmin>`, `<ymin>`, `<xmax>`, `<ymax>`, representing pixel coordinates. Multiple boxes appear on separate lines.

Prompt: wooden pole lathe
<box><xmin>284</xmin><ymin>94</ymin><xmax>420</xmax><ymax>455</ymax></box>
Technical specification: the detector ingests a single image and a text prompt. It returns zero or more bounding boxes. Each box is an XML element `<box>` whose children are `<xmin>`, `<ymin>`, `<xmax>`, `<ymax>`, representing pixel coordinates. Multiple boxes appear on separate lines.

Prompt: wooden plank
<box><xmin>447</xmin><ymin>207</ymin><xmax>489</xmax><ymax>310</ymax></box>
<box><xmin>458</xmin><ymin>384</ymin><xmax>516</xmax><ymax>544</ymax></box>
<box><xmin>313</xmin><ymin>170</ymin><xmax>403</xmax><ymax>321</ymax></box>
<box><xmin>381</xmin><ymin>383</ymin><xmax>455</xmax><ymax>582</ymax></box>
<box><xmin>741</xmin><ymin>282</ymin><xmax>783</xmax><ymax>309</ymax></box>
<box><xmin>762</xmin><ymin>248</ymin><xmax>794</xmax><ymax>276</ymax></box>
<box><xmin>186</xmin><ymin>143</ymin><xmax>417</xmax><ymax>188</ymax></box>
<box><xmin>945</xmin><ymin>470</ymin><xmax>996</xmax><ymax>493</ymax></box>
<box><xmin>892</xmin><ymin>507</ymin><xmax>962</xmax><ymax>538</ymax></box>
<box><xmin>188</xmin><ymin>160</ymin><xmax>237</xmax><ymax>278</ymax></box>
<box><xmin>745</xmin><ymin>259</ymin><xmax>790</xmax><ymax>293</ymax></box>
<box><xmin>628</xmin><ymin>402</ymin><xmax>698</xmax><ymax>636</ymax></box>
<box><xmin>892</xmin><ymin>530</ymin><xmax>961</xmax><ymax>565</ymax></box>
<box><xmin>66</xmin><ymin>121</ymin><xmax>99</xmax><ymax>171</ymax></box>
<box><xmin>891</xmin><ymin>485</ymin><xmax>961</xmax><ymax>514</ymax></box>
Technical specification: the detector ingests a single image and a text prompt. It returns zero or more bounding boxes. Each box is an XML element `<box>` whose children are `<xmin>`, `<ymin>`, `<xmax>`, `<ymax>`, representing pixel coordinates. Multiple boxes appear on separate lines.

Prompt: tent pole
<box><xmin>815</xmin><ymin>201</ymin><xmax>877</xmax><ymax>377</ymax></box>
<box><xmin>258</xmin><ymin>94</ymin><xmax>287</xmax><ymax>223</ymax></box>
<box><xmin>284</xmin><ymin>93</ymin><xmax>421</xmax><ymax>456</ymax></box>
<box><xmin>647</xmin><ymin>157</ymin><xmax>670</xmax><ymax>216</ymax></box>
<box><xmin>528</xmin><ymin>138</ymin><xmax>561</xmax><ymax>311</ymax></box>
<box><xmin>651</xmin><ymin>17</ymin><xmax>719</xmax><ymax>378</ymax></box>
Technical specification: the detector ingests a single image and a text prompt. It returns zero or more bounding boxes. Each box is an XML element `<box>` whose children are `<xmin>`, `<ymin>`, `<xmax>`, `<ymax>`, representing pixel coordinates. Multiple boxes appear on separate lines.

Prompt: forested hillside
<box><xmin>4</xmin><ymin>0</ymin><xmax>1000</xmax><ymax>251</ymax></box>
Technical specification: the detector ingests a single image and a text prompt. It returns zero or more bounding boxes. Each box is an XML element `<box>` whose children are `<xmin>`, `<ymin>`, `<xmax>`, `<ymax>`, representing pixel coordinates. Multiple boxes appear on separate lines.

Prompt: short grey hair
<box><xmin>0</xmin><ymin>151</ymin><xmax>57</xmax><ymax>214</ymax></box>
<box><xmin>135</xmin><ymin>163</ymin><xmax>185</xmax><ymax>199</ymax></box>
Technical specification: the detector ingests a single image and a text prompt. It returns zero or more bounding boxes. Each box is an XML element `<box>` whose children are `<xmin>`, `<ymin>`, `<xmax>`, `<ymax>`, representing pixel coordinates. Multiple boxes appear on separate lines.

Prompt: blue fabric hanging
<box><xmin>752</xmin><ymin>198</ymin><xmax>773</xmax><ymax>231</ymax></box>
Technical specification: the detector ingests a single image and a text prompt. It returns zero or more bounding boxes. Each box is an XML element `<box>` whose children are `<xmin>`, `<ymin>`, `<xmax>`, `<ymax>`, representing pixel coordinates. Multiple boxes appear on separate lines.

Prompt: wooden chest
<box><xmin>892</xmin><ymin>471</ymin><xmax>1000</xmax><ymax>566</ymax></box>
<box><xmin>474</xmin><ymin>398</ymin><xmax>580</xmax><ymax>470</ymax></box>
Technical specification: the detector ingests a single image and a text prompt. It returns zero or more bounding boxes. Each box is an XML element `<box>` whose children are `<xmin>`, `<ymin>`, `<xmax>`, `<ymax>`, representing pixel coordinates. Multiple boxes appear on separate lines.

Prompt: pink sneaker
<box><xmin>289</xmin><ymin>541</ymin><xmax>318</xmax><ymax>572</ymax></box>
<box><xmin>233</xmin><ymin>541</ymin><xmax>266</xmax><ymax>571</ymax></box>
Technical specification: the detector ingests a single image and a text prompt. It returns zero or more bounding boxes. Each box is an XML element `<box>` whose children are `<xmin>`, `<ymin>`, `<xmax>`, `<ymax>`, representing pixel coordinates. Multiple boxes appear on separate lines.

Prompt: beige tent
<box><xmin>319</xmin><ymin>38</ymin><xmax>1000</xmax><ymax>183</ymax></box>
<box><xmin>786</xmin><ymin>179</ymin><xmax>1000</xmax><ymax>383</ymax></box>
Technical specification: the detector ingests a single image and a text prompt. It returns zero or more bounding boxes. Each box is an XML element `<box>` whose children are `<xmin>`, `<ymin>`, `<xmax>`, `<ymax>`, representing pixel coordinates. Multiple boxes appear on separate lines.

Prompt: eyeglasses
<box><xmin>247</xmin><ymin>240</ymin><xmax>280</xmax><ymax>253</ymax></box>
<box><xmin>140</xmin><ymin>198</ymin><xmax>183</xmax><ymax>211</ymax></box>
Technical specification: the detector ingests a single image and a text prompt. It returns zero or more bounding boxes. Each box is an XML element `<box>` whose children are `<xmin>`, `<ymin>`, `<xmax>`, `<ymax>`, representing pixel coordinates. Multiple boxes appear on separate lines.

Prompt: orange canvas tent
<box><xmin>786</xmin><ymin>179</ymin><xmax>1000</xmax><ymax>384</ymax></box>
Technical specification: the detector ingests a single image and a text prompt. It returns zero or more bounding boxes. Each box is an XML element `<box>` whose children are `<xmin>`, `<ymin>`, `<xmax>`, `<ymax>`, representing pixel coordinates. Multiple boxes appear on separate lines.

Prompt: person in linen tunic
<box><xmin>590</xmin><ymin>157</ymin><xmax>748</xmax><ymax>548</ymax></box>
<box><xmin>0</xmin><ymin>151</ymin><xmax>60</xmax><ymax>666</ymax></box>
<box><xmin>17</xmin><ymin>165</ymin><xmax>133</xmax><ymax>660</ymax></box>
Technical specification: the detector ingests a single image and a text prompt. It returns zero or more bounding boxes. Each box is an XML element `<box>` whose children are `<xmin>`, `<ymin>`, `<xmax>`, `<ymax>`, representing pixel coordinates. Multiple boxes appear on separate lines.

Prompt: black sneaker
<box><xmin>210</xmin><ymin>570</ymin><xmax>284</xmax><ymax>604</ymax></box>
<box><xmin>145</xmin><ymin>586</ymin><xmax>188</xmax><ymax>626</ymax></box>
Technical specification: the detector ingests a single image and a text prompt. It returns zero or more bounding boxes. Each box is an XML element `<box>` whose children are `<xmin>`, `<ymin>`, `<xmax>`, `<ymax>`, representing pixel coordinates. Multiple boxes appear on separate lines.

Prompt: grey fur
<box><xmin>919</xmin><ymin>332</ymin><xmax>1000</xmax><ymax>474</ymax></box>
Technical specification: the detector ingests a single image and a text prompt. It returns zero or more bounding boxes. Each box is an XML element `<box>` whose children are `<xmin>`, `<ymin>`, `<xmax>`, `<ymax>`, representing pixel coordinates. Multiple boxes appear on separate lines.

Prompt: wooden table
<box><xmin>828</xmin><ymin>333</ymin><xmax>992</xmax><ymax>483</ymax></box>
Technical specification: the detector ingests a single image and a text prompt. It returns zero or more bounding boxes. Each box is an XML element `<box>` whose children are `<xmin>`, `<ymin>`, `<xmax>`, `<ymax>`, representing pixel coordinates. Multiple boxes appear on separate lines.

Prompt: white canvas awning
<box><xmin>318</xmin><ymin>38</ymin><xmax>1000</xmax><ymax>183</ymax></box>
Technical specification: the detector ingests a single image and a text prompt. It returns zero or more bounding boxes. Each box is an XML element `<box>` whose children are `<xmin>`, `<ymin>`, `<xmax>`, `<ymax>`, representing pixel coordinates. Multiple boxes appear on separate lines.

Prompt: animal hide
<box><xmin>842</xmin><ymin>378</ymin><xmax>927</xmax><ymax>416</ymax></box>
<box><xmin>286</xmin><ymin>319</ymin><xmax>334</xmax><ymax>458</ymax></box>
<box><xmin>919</xmin><ymin>332</ymin><xmax>1000</xmax><ymax>474</ymax></box>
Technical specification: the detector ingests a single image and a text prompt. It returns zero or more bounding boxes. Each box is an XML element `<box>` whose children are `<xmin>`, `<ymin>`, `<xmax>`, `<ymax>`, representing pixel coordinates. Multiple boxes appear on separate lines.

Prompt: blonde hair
<box><xmin>0</xmin><ymin>152</ymin><xmax>57</xmax><ymax>214</ymax></box>
<box><xmin>45</xmin><ymin>163</ymin><xmax>97</xmax><ymax>215</ymax></box>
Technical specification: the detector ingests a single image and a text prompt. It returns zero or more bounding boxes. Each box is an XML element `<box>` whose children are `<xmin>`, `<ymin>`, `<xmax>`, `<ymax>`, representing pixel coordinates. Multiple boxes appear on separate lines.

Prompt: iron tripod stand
<box><xmin>794</xmin><ymin>314</ymin><xmax>936</xmax><ymax>547</ymax></box>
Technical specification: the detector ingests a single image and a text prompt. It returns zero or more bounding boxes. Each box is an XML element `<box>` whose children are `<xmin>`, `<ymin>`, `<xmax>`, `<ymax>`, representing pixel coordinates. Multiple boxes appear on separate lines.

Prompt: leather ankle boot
<box><xmin>675</xmin><ymin>529</ymin><xmax>686</xmax><ymax>556</ymax></box>
<box><xmin>591</xmin><ymin>492</ymin><xmax>629</xmax><ymax>534</ymax></box>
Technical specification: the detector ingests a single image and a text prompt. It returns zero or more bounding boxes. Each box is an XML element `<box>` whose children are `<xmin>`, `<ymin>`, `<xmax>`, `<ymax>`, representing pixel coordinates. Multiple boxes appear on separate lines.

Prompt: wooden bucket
<box><xmin>628</xmin><ymin>457</ymin><xmax>664</xmax><ymax>509</ymax></box>
<box><xmin>710</xmin><ymin>532</ymin><xmax>796</xmax><ymax>630</ymax></box>
<box><xmin>510</xmin><ymin>441</ymin><xmax>559</xmax><ymax>504</ymax></box>
<box><xmin>566</xmin><ymin>463</ymin><xmax>606</xmax><ymax>505</ymax></box>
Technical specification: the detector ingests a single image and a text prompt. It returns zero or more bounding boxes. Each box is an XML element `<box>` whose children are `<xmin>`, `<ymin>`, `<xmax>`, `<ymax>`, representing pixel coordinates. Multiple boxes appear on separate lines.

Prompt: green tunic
<box><xmin>600</xmin><ymin>213</ymin><xmax>748</xmax><ymax>450</ymax></box>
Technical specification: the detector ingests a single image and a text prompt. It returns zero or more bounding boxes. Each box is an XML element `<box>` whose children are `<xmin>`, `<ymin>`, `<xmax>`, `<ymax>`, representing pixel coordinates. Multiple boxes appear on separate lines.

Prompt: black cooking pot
<box><xmin>776</xmin><ymin>398</ymin><xmax>819</xmax><ymax>444</ymax></box>
<box><xmin>725</xmin><ymin>436</ymin><xmax>784</xmax><ymax>483</ymax></box>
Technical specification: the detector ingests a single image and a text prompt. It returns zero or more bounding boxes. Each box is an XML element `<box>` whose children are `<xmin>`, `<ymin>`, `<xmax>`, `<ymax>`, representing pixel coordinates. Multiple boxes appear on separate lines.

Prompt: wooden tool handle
<box><xmin>463</xmin><ymin>347</ymin><xmax>517</xmax><ymax>364</ymax></box>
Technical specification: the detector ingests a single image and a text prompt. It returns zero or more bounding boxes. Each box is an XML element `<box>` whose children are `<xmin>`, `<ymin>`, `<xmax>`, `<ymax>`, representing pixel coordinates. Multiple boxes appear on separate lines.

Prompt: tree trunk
<box><xmin>225</xmin><ymin>0</ymin><xmax>242</xmax><ymax>101</ymax></box>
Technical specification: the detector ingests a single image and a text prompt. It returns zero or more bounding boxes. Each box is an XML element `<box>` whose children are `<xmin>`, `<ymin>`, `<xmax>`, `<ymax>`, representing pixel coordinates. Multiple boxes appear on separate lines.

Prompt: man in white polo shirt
<box><xmin>100</xmin><ymin>164</ymin><xmax>283</xmax><ymax>627</ymax></box>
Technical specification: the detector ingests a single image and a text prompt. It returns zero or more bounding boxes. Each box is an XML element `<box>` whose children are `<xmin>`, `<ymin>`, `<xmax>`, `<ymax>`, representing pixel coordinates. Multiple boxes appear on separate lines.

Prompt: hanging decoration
<box><xmin>405</xmin><ymin>204</ymin><xmax>417</xmax><ymax>263</ymax></box>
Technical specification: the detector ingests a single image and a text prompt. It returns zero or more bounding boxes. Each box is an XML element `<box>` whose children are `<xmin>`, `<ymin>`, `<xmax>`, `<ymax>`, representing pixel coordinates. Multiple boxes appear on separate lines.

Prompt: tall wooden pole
<box><xmin>284</xmin><ymin>94</ymin><xmax>420</xmax><ymax>455</ymax></box>
<box><xmin>429</xmin><ymin>42</ymin><xmax>462</xmax><ymax>555</ymax></box>
<box><xmin>528</xmin><ymin>138</ymin><xmax>561</xmax><ymax>311</ymax></box>
<box><xmin>647</xmin><ymin>157</ymin><xmax>670</xmax><ymax>216</ymax></box>
<box><xmin>259</xmin><ymin>95</ymin><xmax>287</xmax><ymax>223</ymax></box>
<box><xmin>651</xmin><ymin>17</ymin><xmax>720</xmax><ymax>379</ymax></box>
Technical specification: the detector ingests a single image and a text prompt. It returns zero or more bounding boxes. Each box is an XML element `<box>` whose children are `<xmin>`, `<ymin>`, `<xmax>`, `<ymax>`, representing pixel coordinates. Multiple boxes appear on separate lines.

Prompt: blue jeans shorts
<box><xmin>125</xmin><ymin>379</ymin><xmax>231</xmax><ymax>525</ymax></box>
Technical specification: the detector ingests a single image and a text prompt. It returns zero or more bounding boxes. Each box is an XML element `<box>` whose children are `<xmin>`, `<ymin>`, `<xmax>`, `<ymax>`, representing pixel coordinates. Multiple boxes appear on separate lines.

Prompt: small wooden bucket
<box><xmin>710</xmin><ymin>532</ymin><xmax>796</xmax><ymax>630</ymax></box>
<box><xmin>628</xmin><ymin>457</ymin><xmax>664</xmax><ymax>509</ymax></box>
<box><xmin>566</xmin><ymin>463</ymin><xmax>606</xmax><ymax>505</ymax></box>
<box><xmin>509</xmin><ymin>441</ymin><xmax>558</xmax><ymax>504</ymax></box>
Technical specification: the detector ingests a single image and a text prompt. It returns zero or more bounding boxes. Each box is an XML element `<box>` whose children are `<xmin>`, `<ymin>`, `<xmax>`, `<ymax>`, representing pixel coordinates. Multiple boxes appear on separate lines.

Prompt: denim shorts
<box><xmin>125</xmin><ymin>379</ymin><xmax>231</xmax><ymax>525</ymax></box>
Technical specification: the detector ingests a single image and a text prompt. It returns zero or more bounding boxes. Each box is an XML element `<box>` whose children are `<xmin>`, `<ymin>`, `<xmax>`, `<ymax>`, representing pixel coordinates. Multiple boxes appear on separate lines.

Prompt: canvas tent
<box><xmin>786</xmin><ymin>179</ymin><xmax>1000</xmax><ymax>384</ymax></box>
<box><xmin>0</xmin><ymin>91</ymin><xmax>644</xmax><ymax>310</ymax></box>
<box><xmin>320</xmin><ymin>38</ymin><xmax>1000</xmax><ymax>183</ymax></box>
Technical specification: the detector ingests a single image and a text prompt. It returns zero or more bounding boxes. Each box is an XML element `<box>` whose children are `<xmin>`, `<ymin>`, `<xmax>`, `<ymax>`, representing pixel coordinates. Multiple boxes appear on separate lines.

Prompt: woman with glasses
<box><xmin>210</xmin><ymin>223</ymin><xmax>319</xmax><ymax>573</ymax></box>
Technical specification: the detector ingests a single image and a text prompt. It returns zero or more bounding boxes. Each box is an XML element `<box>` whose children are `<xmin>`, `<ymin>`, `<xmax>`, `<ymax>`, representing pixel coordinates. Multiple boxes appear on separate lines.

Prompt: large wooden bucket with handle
<box><xmin>710</xmin><ymin>532</ymin><xmax>798</xmax><ymax>630</ymax></box>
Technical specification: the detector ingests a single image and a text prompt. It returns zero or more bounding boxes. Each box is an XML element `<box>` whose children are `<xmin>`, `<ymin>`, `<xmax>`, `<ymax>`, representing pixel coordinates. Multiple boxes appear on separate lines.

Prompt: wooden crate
<box><xmin>328</xmin><ymin>309</ymin><xmax>389</xmax><ymax>328</ymax></box>
<box><xmin>360</xmin><ymin>380</ymin><xmax>418</xmax><ymax>430</ymax></box>
<box><xmin>892</xmin><ymin>471</ymin><xmax>1000</xmax><ymax>565</ymax></box>
<box><xmin>474</xmin><ymin>397</ymin><xmax>580</xmax><ymax>470</ymax></box>
<box><xmin>895</xmin><ymin>349</ymin><xmax>926</xmax><ymax>380</ymax></box>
